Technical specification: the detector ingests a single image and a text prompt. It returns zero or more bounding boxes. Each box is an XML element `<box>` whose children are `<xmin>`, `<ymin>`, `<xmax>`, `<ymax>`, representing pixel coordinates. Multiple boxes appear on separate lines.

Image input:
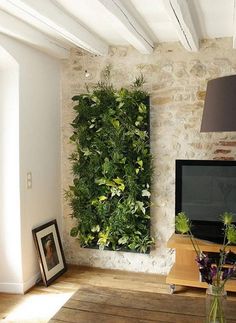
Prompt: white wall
<box><xmin>0</xmin><ymin>35</ymin><xmax>61</xmax><ymax>293</ymax></box>
<box><xmin>0</xmin><ymin>47</ymin><xmax>22</xmax><ymax>292</ymax></box>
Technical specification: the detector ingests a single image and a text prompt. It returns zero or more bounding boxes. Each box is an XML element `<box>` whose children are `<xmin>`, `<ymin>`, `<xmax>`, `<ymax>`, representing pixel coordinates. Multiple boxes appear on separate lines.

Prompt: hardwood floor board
<box><xmin>66</xmin><ymin>267</ymin><xmax>166</xmax><ymax>284</ymax></box>
<box><xmin>64</xmin><ymin>298</ymin><xmax>204</xmax><ymax>323</ymax></box>
<box><xmin>52</xmin><ymin>307</ymin><xmax>153</xmax><ymax>323</ymax></box>
<box><xmin>69</xmin><ymin>265</ymin><xmax>166</xmax><ymax>279</ymax></box>
<box><xmin>62</xmin><ymin>266</ymin><xmax>168</xmax><ymax>293</ymax></box>
<box><xmin>69</xmin><ymin>285</ymin><xmax>206</xmax><ymax>315</ymax></box>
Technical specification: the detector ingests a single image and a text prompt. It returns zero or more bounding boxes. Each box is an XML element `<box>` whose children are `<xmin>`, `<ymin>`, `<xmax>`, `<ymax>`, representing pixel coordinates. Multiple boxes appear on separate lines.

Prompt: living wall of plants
<box><xmin>66</xmin><ymin>76</ymin><xmax>153</xmax><ymax>253</ymax></box>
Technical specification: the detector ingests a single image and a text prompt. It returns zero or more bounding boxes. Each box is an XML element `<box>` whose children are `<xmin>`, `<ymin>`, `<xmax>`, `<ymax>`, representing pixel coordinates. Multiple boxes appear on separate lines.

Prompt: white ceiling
<box><xmin>0</xmin><ymin>0</ymin><xmax>235</xmax><ymax>58</ymax></box>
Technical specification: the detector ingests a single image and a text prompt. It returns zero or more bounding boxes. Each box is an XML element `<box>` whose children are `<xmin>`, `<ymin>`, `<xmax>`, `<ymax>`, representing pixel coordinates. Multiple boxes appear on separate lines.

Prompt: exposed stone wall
<box><xmin>61</xmin><ymin>38</ymin><xmax>236</xmax><ymax>274</ymax></box>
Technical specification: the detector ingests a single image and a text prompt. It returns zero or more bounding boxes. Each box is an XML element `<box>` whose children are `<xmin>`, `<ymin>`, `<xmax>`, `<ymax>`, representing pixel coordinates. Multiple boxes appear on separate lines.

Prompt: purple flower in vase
<box><xmin>222</xmin><ymin>267</ymin><xmax>236</xmax><ymax>280</ymax></box>
<box><xmin>222</xmin><ymin>268</ymin><xmax>231</xmax><ymax>280</ymax></box>
<box><xmin>199</xmin><ymin>267</ymin><xmax>212</xmax><ymax>284</ymax></box>
<box><xmin>176</xmin><ymin>211</ymin><xmax>236</xmax><ymax>287</ymax></box>
<box><xmin>210</xmin><ymin>265</ymin><xmax>217</xmax><ymax>278</ymax></box>
<box><xmin>196</xmin><ymin>254</ymin><xmax>214</xmax><ymax>284</ymax></box>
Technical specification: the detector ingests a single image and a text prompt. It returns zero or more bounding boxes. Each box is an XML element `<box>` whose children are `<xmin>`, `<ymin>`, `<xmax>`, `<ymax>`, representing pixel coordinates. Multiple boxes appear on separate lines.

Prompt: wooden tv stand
<box><xmin>166</xmin><ymin>234</ymin><xmax>236</xmax><ymax>293</ymax></box>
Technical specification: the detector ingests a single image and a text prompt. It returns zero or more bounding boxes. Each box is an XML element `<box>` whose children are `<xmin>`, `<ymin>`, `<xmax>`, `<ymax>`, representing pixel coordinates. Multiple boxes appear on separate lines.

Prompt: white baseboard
<box><xmin>0</xmin><ymin>272</ymin><xmax>41</xmax><ymax>294</ymax></box>
<box><xmin>23</xmin><ymin>271</ymin><xmax>41</xmax><ymax>293</ymax></box>
<box><xmin>0</xmin><ymin>282</ymin><xmax>24</xmax><ymax>294</ymax></box>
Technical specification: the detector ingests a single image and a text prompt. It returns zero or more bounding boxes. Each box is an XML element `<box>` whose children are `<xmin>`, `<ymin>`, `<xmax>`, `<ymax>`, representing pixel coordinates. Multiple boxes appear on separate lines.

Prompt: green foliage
<box><xmin>132</xmin><ymin>73</ymin><xmax>145</xmax><ymax>89</ymax></box>
<box><xmin>66</xmin><ymin>79</ymin><xmax>153</xmax><ymax>253</ymax></box>
<box><xmin>175</xmin><ymin>212</ymin><xmax>192</xmax><ymax>234</ymax></box>
<box><xmin>220</xmin><ymin>212</ymin><xmax>233</xmax><ymax>226</ymax></box>
<box><xmin>226</xmin><ymin>224</ymin><xmax>236</xmax><ymax>244</ymax></box>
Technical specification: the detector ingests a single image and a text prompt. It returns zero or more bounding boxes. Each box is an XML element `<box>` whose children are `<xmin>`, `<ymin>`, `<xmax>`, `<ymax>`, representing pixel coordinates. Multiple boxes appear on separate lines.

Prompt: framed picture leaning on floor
<box><xmin>32</xmin><ymin>219</ymin><xmax>67</xmax><ymax>286</ymax></box>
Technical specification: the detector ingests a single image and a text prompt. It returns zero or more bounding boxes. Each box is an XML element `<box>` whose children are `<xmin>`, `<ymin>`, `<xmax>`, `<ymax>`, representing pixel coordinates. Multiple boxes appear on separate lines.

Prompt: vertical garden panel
<box><xmin>67</xmin><ymin>80</ymin><xmax>153</xmax><ymax>253</ymax></box>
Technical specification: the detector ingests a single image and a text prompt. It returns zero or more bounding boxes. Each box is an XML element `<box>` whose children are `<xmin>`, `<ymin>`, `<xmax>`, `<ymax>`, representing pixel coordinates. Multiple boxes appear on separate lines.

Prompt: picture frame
<box><xmin>32</xmin><ymin>219</ymin><xmax>67</xmax><ymax>286</ymax></box>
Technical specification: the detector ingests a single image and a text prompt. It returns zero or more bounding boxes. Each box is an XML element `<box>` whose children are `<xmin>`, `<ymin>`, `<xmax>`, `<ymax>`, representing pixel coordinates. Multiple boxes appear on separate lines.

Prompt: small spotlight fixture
<box><xmin>85</xmin><ymin>70</ymin><xmax>90</xmax><ymax>78</ymax></box>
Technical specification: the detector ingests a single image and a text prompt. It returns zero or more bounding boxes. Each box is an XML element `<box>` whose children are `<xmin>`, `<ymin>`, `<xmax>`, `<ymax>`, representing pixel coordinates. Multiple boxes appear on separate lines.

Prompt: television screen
<box><xmin>175</xmin><ymin>160</ymin><xmax>236</xmax><ymax>243</ymax></box>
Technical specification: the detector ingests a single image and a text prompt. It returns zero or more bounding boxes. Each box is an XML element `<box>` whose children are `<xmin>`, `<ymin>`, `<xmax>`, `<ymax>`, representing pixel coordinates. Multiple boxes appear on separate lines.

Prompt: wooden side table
<box><xmin>166</xmin><ymin>234</ymin><xmax>236</xmax><ymax>293</ymax></box>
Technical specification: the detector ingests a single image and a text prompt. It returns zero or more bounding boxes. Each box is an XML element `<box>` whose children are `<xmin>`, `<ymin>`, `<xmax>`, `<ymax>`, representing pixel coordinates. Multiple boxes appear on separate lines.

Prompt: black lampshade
<box><xmin>200</xmin><ymin>75</ymin><xmax>236</xmax><ymax>132</ymax></box>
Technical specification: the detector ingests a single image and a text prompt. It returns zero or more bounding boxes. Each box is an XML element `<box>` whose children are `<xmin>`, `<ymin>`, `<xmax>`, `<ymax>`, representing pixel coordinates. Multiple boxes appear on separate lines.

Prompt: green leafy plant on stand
<box><xmin>65</xmin><ymin>72</ymin><xmax>154</xmax><ymax>253</ymax></box>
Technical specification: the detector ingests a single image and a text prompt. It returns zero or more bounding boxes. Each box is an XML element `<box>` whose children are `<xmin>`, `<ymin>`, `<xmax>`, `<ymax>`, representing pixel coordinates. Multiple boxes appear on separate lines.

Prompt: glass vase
<box><xmin>206</xmin><ymin>284</ymin><xmax>227</xmax><ymax>323</ymax></box>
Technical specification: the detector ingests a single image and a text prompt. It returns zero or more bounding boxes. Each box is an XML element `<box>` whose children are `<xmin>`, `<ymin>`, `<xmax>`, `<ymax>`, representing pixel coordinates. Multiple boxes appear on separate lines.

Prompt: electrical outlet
<box><xmin>27</xmin><ymin>172</ymin><xmax>32</xmax><ymax>189</ymax></box>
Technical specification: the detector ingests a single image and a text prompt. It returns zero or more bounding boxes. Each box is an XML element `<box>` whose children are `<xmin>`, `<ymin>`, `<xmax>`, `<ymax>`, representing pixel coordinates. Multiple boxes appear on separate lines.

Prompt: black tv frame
<box><xmin>175</xmin><ymin>159</ymin><xmax>236</xmax><ymax>243</ymax></box>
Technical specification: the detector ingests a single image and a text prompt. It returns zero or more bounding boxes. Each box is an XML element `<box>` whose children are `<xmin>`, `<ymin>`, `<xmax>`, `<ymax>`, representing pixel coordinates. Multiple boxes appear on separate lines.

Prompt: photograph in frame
<box><xmin>32</xmin><ymin>219</ymin><xmax>67</xmax><ymax>286</ymax></box>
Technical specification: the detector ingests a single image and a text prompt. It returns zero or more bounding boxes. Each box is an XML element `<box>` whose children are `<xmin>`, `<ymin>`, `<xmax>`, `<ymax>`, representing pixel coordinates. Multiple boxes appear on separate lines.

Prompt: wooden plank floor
<box><xmin>0</xmin><ymin>265</ymin><xmax>235</xmax><ymax>322</ymax></box>
<box><xmin>49</xmin><ymin>284</ymin><xmax>236</xmax><ymax>323</ymax></box>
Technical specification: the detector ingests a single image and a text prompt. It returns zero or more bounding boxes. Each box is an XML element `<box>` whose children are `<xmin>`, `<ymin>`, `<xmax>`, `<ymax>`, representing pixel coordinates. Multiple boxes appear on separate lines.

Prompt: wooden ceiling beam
<box><xmin>96</xmin><ymin>0</ymin><xmax>154</xmax><ymax>54</ymax></box>
<box><xmin>0</xmin><ymin>0</ymin><xmax>108</xmax><ymax>56</ymax></box>
<box><xmin>164</xmin><ymin>0</ymin><xmax>199</xmax><ymax>51</ymax></box>
<box><xmin>0</xmin><ymin>10</ymin><xmax>69</xmax><ymax>58</ymax></box>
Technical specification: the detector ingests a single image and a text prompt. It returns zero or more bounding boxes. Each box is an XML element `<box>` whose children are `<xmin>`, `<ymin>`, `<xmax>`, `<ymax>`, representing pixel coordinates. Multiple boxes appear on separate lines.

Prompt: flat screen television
<box><xmin>175</xmin><ymin>159</ymin><xmax>236</xmax><ymax>243</ymax></box>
